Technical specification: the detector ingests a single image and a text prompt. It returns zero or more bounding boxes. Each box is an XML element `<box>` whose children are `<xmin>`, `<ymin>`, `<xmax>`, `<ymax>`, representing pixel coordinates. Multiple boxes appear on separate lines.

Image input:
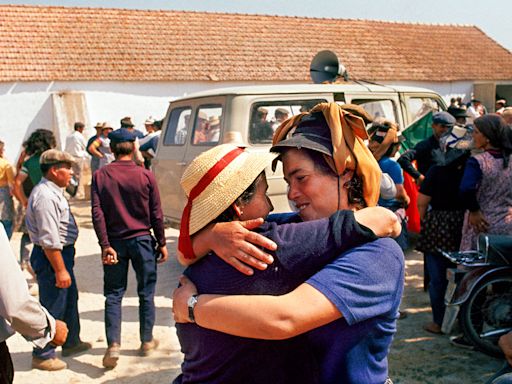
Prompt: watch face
<box><xmin>187</xmin><ymin>295</ymin><xmax>198</xmax><ymax>323</ymax></box>
<box><xmin>188</xmin><ymin>295</ymin><xmax>198</xmax><ymax>307</ymax></box>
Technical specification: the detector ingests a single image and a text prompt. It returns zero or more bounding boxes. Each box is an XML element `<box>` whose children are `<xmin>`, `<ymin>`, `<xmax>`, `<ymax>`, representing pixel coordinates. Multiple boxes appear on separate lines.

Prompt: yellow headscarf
<box><xmin>273</xmin><ymin>102</ymin><xmax>382</xmax><ymax>207</ymax></box>
<box><xmin>367</xmin><ymin>120</ymin><xmax>399</xmax><ymax>161</ymax></box>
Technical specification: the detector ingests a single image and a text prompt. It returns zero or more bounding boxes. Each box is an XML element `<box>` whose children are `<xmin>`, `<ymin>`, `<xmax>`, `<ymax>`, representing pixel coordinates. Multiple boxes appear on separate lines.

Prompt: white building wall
<box><xmin>392</xmin><ymin>80</ymin><xmax>475</xmax><ymax>105</ymax></box>
<box><xmin>0</xmin><ymin>79</ymin><xmax>473</xmax><ymax>162</ymax></box>
<box><xmin>0</xmin><ymin>80</ymin><xmax>274</xmax><ymax>162</ymax></box>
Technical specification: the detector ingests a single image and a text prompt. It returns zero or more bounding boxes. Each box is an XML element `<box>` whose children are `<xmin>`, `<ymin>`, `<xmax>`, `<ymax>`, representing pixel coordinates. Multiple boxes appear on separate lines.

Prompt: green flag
<box><xmin>400</xmin><ymin>111</ymin><xmax>433</xmax><ymax>152</ymax></box>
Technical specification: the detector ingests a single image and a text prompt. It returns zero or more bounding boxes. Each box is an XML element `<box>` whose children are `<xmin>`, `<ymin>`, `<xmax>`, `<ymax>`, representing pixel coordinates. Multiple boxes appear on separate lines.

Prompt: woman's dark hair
<box><xmin>212</xmin><ymin>172</ymin><xmax>266</xmax><ymax>223</ymax></box>
<box><xmin>111</xmin><ymin>141</ymin><xmax>134</xmax><ymax>157</ymax></box>
<box><xmin>300</xmin><ymin>148</ymin><xmax>366</xmax><ymax>209</ymax></box>
<box><xmin>23</xmin><ymin>129</ymin><xmax>56</xmax><ymax>156</ymax></box>
<box><xmin>474</xmin><ymin>114</ymin><xmax>512</xmax><ymax>168</ymax></box>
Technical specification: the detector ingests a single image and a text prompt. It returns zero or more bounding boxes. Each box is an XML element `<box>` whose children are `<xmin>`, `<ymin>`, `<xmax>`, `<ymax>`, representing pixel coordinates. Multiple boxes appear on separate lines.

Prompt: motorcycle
<box><xmin>441</xmin><ymin>234</ymin><xmax>512</xmax><ymax>357</ymax></box>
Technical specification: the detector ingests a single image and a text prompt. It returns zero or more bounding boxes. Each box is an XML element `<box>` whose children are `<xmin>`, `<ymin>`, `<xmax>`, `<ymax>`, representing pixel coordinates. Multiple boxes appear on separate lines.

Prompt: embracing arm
<box><xmin>178</xmin><ymin>206</ymin><xmax>399</xmax><ymax>275</ymax></box>
<box><xmin>174</xmin><ymin>276</ymin><xmax>340</xmax><ymax>340</ymax></box>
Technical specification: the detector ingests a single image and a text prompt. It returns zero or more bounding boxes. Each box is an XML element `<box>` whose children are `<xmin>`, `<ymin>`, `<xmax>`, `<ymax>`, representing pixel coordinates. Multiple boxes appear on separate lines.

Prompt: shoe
<box><xmin>423</xmin><ymin>322</ymin><xmax>443</xmax><ymax>334</ymax></box>
<box><xmin>450</xmin><ymin>335</ymin><xmax>474</xmax><ymax>350</ymax></box>
<box><xmin>62</xmin><ymin>341</ymin><xmax>92</xmax><ymax>357</ymax></box>
<box><xmin>102</xmin><ymin>343</ymin><xmax>120</xmax><ymax>369</ymax></box>
<box><xmin>32</xmin><ymin>357</ymin><xmax>67</xmax><ymax>371</ymax></box>
<box><xmin>140</xmin><ymin>339</ymin><xmax>159</xmax><ymax>356</ymax></box>
<box><xmin>398</xmin><ymin>310</ymin><xmax>408</xmax><ymax>320</ymax></box>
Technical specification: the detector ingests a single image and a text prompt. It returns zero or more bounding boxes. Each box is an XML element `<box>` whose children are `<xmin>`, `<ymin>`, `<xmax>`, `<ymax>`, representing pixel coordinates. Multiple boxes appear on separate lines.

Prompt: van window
<box><xmin>163</xmin><ymin>107</ymin><xmax>191</xmax><ymax>145</ymax></box>
<box><xmin>350</xmin><ymin>99</ymin><xmax>397</xmax><ymax>123</ymax></box>
<box><xmin>249</xmin><ymin>99</ymin><xmax>326</xmax><ymax>144</ymax></box>
<box><xmin>192</xmin><ymin>105</ymin><xmax>223</xmax><ymax>145</ymax></box>
<box><xmin>407</xmin><ymin>97</ymin><xmax>442</xmax><ymax>123</ymax></box>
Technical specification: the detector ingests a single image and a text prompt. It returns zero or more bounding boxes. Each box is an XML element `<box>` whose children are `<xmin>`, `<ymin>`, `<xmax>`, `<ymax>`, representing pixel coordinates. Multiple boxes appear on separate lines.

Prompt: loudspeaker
<box><xmin>310</xmin><ymin>50</ymin><xmax>348</xmax><ymax>84</ymax></box>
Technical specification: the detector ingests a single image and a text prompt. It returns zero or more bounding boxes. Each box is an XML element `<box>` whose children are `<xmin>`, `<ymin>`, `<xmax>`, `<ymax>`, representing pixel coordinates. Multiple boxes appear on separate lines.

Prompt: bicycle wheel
<box><xmin>459</xmin><ymin>274</ymin><xmax>512</xmax><ymax>357</ymax></box>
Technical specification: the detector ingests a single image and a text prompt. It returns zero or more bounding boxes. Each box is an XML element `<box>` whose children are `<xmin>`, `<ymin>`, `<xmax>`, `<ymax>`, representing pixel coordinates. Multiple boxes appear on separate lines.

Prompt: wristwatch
<box><xmin>187</xmin><ymin>294</ymin><xmax>199</xmax><ymax>323</ymax></box>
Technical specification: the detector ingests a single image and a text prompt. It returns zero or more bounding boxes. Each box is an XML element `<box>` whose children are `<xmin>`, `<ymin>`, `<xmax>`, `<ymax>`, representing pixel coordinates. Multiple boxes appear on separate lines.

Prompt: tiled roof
<box><xmin>0</xmin><ymin>5</ymin><xmax>511</xmax><ymax>82</ymax></box>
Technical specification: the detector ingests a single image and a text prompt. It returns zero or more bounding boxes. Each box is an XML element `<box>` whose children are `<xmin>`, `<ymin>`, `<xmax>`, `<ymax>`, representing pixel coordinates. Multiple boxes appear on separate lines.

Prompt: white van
<box><xmin>153</xmin><ymin>83</ymin><xmax>446</xmax><ymax>224</ymax></box>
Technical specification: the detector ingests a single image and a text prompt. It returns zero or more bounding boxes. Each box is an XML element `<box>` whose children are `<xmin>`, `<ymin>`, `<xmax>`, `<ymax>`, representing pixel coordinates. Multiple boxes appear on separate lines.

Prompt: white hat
<box><xmin>180</xmin><ymin>144</ymin><xmax>278</xmax><ymax>236</ymax></box>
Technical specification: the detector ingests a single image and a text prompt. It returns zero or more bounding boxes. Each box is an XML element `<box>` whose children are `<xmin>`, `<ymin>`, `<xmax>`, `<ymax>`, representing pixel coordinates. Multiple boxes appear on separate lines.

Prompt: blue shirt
<box><xmin>378</xmin><ymin>157</ymin><xmax>403</xmax><ymax>209</ymax></box>
<box><xmin>26</xmin><ymin>177</ymin><xmax>79</xmax><ymax>249</ymax></box>
<box><xmin>175</xmin><ymin>211</ymin><xmax>377</xmax><ymax>384</ymax></box>
<box><xmin>307</xmin><ymin>238</ymin><xmax>404</xmax><ymax>384</ymax></box>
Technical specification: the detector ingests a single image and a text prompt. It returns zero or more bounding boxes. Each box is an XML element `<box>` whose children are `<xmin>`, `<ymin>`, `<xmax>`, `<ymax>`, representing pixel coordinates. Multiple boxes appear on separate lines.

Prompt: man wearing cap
<box><xmin>119</xmin><ymin>116</ymin><xmax>145</xmax><ymax>166</ymax></box>
<box><xmin>272</xmin><ymin>107</ymin><xmax>290</xmax><ymax>131</ymax></box>
<box><xmin>398</xmin><ymin>111</ymin><xmax>456</xmax><ymax>186</ymax></box>
<box><xmin>25</xmin><ymin>149</ymin><xmax>91</xmax><ymax>371</ymax></box>
<box><xmin>496</xmin><ymin>99</ymin><xmax>507</xmax><ymax>114</ymax></box>
<box><xmin>91</xmin><ymin>128</ymin><xmax>168</xmax><ymax>368</ymax></box>
<box><xmin>447</xmin><ymin>106</ymin><xmax>469</xmax><ymax>127</ymax></box>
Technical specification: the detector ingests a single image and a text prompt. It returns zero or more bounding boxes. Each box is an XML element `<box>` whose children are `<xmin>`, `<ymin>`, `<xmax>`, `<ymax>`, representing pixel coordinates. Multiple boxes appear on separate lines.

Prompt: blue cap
<box><xmin>108</xmin><ymin>128</ymin><xmax>136</xmax><ymax>144</ymax></box>
<box><xmin>432</xmin><ymin>111</ymin><xmax>456</xmax><ymax>127</ymax></box>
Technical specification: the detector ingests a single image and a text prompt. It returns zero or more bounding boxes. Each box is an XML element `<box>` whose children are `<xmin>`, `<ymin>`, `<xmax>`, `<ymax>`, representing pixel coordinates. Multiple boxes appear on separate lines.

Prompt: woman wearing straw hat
<box><xmin>173</xmin><ymin>103</ymin><xmax>404</xmax><ymax>384</ymax></box>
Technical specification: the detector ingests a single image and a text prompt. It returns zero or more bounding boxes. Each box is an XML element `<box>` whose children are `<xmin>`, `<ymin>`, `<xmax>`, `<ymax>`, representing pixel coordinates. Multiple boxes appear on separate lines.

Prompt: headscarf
<box><xmin>273</xmin><ymin>102</ymin><xmax>382</xmax><ymax>207</ymax></box>
<box><xmin>367</xmin><ymin>119</ymin><xmax>399</xmax><ymax>161</ymax></box>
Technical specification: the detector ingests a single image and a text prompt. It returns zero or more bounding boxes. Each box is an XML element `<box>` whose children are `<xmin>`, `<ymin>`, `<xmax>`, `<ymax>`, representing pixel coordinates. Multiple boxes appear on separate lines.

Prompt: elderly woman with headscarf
<box><xmin>416</xmin><ymin>125</ymin><xmax>472</xmax><ymax>334</ymax></box>
<box><xmin>459</xmin><ymin>114</ymin><xmax>512</xmax><ymax>251</ymax></box>
<box><xmin>173</xmin><ymin>103</ymin><xmax>404</xmax><ymax>384</ymax></box>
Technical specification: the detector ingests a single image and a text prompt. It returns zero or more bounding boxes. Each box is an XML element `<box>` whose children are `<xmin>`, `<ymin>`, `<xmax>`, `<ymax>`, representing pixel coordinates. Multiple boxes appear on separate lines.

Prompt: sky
<box><xmin>2</xmin><ymin>0</ymin><xmax>512</xmax><ymax>52</ymax></box>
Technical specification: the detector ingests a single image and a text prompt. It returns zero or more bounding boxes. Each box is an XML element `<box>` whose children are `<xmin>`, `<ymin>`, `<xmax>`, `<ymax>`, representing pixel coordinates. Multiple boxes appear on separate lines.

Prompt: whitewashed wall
<box><xmin>0</xmin><ymin>80</ymin><xmax>267</xmax><ymax>163</ymax></box>
<box><xmin>392</xmin><ymin>80</ymin><xmax>475</xmax><ymax>105</ymax></box>
<box><xmin>0</xmin><ymin>79</ymin><xmax>474</xmax><ymax>163</ymax></box>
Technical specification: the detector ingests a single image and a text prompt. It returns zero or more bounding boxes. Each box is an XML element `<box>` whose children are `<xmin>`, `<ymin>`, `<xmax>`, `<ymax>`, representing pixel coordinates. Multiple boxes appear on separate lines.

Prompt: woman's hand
<box><xmin>354</xmin><ymin>206</ymin><xmax>401</xmax><ymax>238</ymax></box>
<box><xmin>199</xmin><ymin>219</ymin><xmax>277</xmax><ymax>275</ymax></box>
<box><xmin>172</xmin><ymin>276</ymin><xmax>198</xmax><ymax>323</ymax></box>
<box><xmin>469</xmin><ymin>210</ymin><xmax>489</xmax><ymax>233</ymax></box>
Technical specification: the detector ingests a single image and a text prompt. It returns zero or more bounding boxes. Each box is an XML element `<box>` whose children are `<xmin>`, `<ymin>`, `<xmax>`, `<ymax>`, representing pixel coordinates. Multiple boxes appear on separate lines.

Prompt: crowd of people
<box><xmin>0</xmin><ymin>97</ymin><xmax>511</xmax><ymax>383</ymax></box>
<box><xmin>0</xmin><ymin>116</ymin><xmax>167</xmax><ymax>380</ymax></box>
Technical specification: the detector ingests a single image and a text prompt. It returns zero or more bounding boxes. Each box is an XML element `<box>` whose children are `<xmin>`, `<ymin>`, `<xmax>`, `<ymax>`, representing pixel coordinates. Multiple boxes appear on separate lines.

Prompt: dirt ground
<box><xmin>6</xmin><ymin>200</ymin><xmax>504</xmax><ymax>383</ymax></box>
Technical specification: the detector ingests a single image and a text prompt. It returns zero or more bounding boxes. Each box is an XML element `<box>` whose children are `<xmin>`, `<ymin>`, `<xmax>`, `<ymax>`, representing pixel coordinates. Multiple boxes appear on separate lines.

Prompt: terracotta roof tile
<box><xmin>0</xmin><ymin>5</ymin><xmax>511</xmax><ymax>82</ymax></box>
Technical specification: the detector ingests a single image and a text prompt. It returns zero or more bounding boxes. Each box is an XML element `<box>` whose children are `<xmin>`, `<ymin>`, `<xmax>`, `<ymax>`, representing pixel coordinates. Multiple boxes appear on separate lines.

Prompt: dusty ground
<box><xmin>7</xmin><ymin>200</ymin><xmax>504</xmax><ymax>383</ymax></box>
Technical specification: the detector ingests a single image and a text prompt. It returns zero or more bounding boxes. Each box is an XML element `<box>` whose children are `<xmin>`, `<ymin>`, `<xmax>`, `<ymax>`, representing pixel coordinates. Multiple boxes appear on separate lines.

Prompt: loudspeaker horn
<box><xmin>310</xmin><ymin>50</ymin><xmax>349</xmax><ymax>84</ymax></box>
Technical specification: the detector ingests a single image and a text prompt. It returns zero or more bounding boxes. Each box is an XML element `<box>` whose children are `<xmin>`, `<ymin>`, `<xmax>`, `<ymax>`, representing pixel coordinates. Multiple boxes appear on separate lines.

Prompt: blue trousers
<box><xmin>424</xmin><ymin>251</ymin><xmax>455</xmax><ymax>326</ymax></box>
<box><xmin>103</xmin><ymin>235</ymin><xmax>157</xmax><ymax>346</ymax></box>
<box><xmin>30</xmin><ymin>245</ymin><xmax>81</xmax><ymax>359</ymax></box>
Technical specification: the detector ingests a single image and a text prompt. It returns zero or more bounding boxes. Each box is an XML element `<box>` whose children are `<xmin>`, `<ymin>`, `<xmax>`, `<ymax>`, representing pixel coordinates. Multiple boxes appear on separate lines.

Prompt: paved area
<box><xmin>6</xmin><ymin>200</ymin><xmax>504</xmax><ymax>383</ymax></box>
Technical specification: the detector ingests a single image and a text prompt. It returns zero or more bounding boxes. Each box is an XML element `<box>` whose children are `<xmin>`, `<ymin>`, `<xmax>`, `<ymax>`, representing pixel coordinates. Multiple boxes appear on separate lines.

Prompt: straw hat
<box><xmin>180</xmin><ymin>144</ymin><xmax>278</xmax><ymax>235</ymax></box>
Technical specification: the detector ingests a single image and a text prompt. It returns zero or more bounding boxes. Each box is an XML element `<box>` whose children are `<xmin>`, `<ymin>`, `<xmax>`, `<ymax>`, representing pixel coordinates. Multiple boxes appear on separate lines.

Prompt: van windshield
<box><xmin>249</xmin><ymin>99</ymin><xmax>326</xmax><ymax>144</ymax></box>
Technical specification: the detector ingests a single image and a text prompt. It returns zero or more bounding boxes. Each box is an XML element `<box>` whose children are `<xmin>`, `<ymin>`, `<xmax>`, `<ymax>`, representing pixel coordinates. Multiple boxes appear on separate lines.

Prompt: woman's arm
<box><xmin>177</xmin><ymin>218</ymin><xmax>277</xmax><ymax>275</ymax></box>
<box><xmin>173</xmin><ymin>275</ymin><xmax>340</xmax><ymax>340</ymax></box>
<box><xmin>417</xmin><ymin>192</ymin><xmax>431</xmax><ymax>221</ymax></box>
<box><xmin>395</xmin><ymin>184</ymin><xmax>410</xmax><ymax>207</ymax></box>
<box><xmin>13</xmin><ymin>172</ymin><xmax>28</xmax><ymax>207</ymax></box>
<box><xmin>178</xmin><ymin>207</ymin><xmax>399</xmax><ymax>275</ymax></box>
<box><xmin>88</xmin><ymin>141</ymin><xmax>103</xmax><ymax>158</ymax></box>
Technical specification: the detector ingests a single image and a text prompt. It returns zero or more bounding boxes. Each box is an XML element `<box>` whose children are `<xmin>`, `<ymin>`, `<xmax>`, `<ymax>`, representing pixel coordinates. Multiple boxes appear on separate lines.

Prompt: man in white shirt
<box><xmin>64</xmin><ymin>122</ymin><xmax>88</xmax><ymax>198</ymax></box>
